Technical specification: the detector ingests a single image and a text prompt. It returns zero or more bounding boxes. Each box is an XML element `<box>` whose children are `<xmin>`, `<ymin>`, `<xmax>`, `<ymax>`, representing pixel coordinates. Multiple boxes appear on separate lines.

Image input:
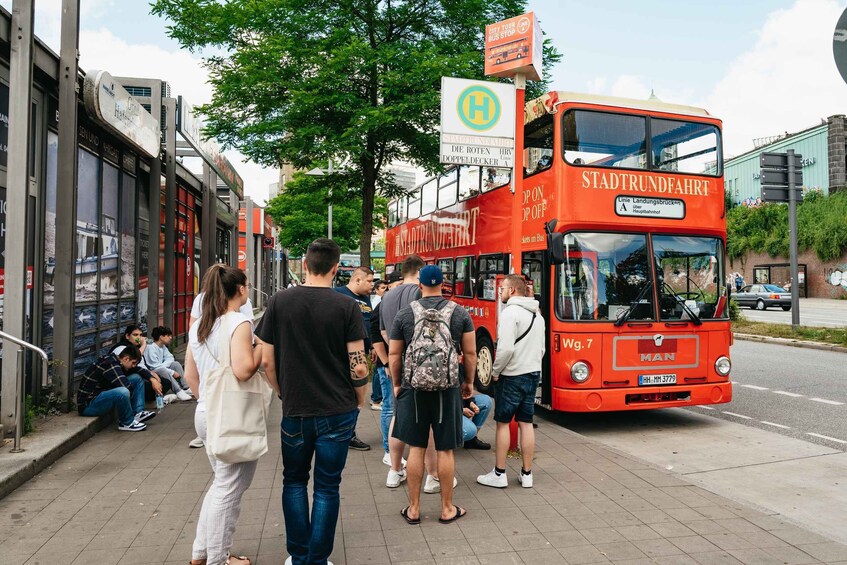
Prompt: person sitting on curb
<box><xmin>76</xmin><ymin>344</ymin><xmax>156</xmax><ymax>432</ymax></box>
<box><xmin>143</xmin><ymin>326</ymin><xmax>194</xmax><ymax>401</ymax></box>
<box><xmin>462</xmin><ymin>392</ymin><xmax>492</xmax><ymax>450</ymax></box>
<box><xmin>112</xmin><ymin>324</ymin><xmax>172</xmax><ymax>402</ymax></box>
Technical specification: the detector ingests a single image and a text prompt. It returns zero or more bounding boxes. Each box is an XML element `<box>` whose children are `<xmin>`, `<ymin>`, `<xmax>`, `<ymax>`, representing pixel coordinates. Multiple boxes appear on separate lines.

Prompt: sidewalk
<box><xmin>2</xmin><ymin>399</ymin><xmax>847</xmax><ymax>564</ymax></box>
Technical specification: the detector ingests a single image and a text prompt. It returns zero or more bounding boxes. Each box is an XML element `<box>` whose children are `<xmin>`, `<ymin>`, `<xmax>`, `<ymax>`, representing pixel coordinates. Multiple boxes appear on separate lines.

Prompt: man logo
<box><xmin>653</xmin><ymin>334</ymin><xmax>664</xmax><ymax>347</ymax></box>
<box><xmin>457</xmin><ymin>85</ymin><xmax>501</xmax><ymax>132</ymax></box>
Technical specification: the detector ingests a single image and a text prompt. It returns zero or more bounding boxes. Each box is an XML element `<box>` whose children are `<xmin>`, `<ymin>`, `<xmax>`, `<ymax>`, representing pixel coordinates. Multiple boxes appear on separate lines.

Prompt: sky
<box><xmin>5</xmin><ymin>0</ymin><xmax>847</xmax><ymax>204</ymax></box>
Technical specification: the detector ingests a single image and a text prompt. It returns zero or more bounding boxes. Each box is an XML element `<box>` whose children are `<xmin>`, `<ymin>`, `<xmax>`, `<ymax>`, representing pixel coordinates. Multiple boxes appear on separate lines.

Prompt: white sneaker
<box><xmin>382</xmin><ymin>452</ymin><xmax>407</xmax><ymax>468</ymax></box>
<box><xmin>286</xmin><ymin>555</ymin><xmax>332</xmax><ymax>565</ymax></box>
<box><xmin>370</xmin><ymin>402</ymin><xmax>382</xmax><ymax>411</ymax></box>
<box><xmin>135</xmin><ymin>410</ymin><xmax>156</xmax><ymax>423</ymax></box>
<box><xmin>386</xmin><ymin>468</ymin><xmax>407</xmax><ymax>488</ymax></box>
<box><xmin>477</xmin><ymin>469</ymin><xmax>508</xmax><ymax>488</ymax></box>
<box><xmin>518</xmin><ymin>471</ymin><xmax>533</xmax><ymax>488</ymax></box>
<box><xmin>118</xmin><ymin>420</ymin><xmax>147</xmax><ymax>432</ymax></box>
<box><xmin>162</xmin><ymin>393</ymin><xmax>178</xmax><ymax>405</ymax></box>
<box><xmin>176</xmin><ymin>390</ymin><xmax>193</xmax><ymax>401</ymax></box>
<box><xmin>423</xmin><ymin>475</ymin><xmax>458</xmax><ymax>494</ymax></box>
<box><xmin>188</xmin><ymin>437</ymin><xmax>204</xmax><ymax>448</ymax></box>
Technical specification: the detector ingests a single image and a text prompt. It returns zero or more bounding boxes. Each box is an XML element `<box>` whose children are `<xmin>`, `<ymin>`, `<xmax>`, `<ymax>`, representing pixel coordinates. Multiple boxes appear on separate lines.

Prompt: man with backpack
<box><xmin>389</xmin><ymin>264</ymin><xmax>477</xmax><ymax>525</ymax></box>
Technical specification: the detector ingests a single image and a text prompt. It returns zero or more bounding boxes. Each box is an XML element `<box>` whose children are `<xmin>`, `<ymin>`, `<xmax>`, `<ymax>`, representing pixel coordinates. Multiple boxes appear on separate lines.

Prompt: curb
<box><xmin>0</xmin><ymin>413</ymin><xmax>112</xmax><ymax>501</ymax></box>
<box><xmin>734</xmin><ymin>332</ymin><xmax>847</xmax><ymax>353</ymax></box>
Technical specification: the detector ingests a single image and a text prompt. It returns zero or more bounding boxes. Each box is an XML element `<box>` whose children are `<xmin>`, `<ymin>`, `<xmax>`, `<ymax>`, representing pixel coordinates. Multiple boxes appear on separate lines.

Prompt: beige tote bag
<box><xmin>204</xmin><ymin>312</ymin><xmax>273</xmax><ymax>464</ymax></box>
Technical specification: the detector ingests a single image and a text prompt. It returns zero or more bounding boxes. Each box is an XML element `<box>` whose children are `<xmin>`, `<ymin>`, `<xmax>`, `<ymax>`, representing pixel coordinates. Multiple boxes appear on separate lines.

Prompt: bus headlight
<box><xmin>715</xmin><ymin>356</ymin><xmax>731</xmax><ymax>377</ymax></box>
<box><xmin>571</xmin><ymin>361</ymin><xmax>590</xmax><ymax>383</ymax></box>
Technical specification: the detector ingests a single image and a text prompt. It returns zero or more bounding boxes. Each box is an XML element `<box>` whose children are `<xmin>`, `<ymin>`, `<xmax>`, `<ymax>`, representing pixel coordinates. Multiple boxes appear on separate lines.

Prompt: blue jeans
<box><xmin>281</xmin><ymin>409</ymin><xmax>358</xmax><ymax>565</ymax></box>
<box><xmin>371</xmin><ymin>367</ymin><xmax>383</xmax><ymax>404</ymax></box>
<box><xmin>494</xmin><ymin>372</ymin><xmax>541</xmax><ymax>423</ymax></box>
<box><xmin>81</xmin><ymin>374</ymin><xmax>145</xmax><ymax>426</ymax></box>
<box><xmin>462</xmin><ymin>393</ymin><xmax>492</xmax><ymax>442</ymax></box>
<box><xmin>378</xmin><ymin>367</ymin><xmax>395</xmax><ymax>453</ymax></box>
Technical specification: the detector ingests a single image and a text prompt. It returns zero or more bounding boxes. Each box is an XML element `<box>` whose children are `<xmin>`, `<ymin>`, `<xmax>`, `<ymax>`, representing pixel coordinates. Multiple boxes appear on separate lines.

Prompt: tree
<box><xmin>265</xmin><ymin>170</ymin><xmax>387</xmax><ymax>257</ymax></box>
<box><xmin>151</xmin><ymin>0</ymin><xmax>561</xmax><ymax>265</ymax></box>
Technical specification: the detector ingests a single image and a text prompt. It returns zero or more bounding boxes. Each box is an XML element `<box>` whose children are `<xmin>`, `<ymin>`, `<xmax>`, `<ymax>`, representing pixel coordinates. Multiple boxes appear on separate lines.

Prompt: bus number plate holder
<box><xmin>639</xmin><ymin>374</ymin><xmax>677</xmax><ymax>386</ymax></box>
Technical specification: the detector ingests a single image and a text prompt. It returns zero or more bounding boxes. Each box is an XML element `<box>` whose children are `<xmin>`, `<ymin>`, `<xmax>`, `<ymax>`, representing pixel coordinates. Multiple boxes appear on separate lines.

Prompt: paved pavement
<box><xmin>3</xmin><ymin>398</ymin><xmax>847</xmax><ymax>565</ymax></box>
<box><xmin>739</xmin><ymin>298</ymin><xmax>847</xmax><ymax>328</ymax></box>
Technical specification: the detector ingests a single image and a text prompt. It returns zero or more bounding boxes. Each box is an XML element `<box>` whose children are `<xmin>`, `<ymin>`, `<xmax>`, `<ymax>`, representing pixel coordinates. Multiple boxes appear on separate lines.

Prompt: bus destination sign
<box><xmin>615</xmin><ymin>196</ymin><xmax>685</xmax><ymax>220</ymax></box>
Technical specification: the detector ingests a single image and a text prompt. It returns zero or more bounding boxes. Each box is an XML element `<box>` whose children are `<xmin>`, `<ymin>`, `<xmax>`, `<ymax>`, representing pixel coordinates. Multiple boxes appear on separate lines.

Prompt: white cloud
<box><xmin>707</xmin><ymin>0</ymin><xmax>847</xmax><ymax>156</ymax></box>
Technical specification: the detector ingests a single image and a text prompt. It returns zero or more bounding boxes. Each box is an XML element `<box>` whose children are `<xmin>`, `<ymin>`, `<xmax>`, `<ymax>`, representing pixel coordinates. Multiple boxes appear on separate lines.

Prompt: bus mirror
<box><xmin>548</xmin><ymin>231</ymin><xmax>565</xmax><ymax>265</ymax></box>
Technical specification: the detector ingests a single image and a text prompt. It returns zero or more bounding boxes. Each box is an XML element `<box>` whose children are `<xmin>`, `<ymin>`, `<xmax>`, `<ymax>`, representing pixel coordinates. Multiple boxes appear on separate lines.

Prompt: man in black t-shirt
<box><xmin>389</xmin><ymin>264</ymin><xmax>477</xmax><ymax>525</ymax></box>
<box><xmin>335</xmin><ymin>265</ymin><xmax>375</xmax><ymax>451</ymax></box>
<box><xmin>256</xmin><ymin>238</ymin><xmax>368</xmax><ymax>565</ymax></box>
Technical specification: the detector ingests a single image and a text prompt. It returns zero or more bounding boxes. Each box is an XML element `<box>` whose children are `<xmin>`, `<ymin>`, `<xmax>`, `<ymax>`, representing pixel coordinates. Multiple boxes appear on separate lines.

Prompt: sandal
<box><xmin>438</xmin><ymin>505</ymin><xmax>467</xmax><ymax>524</ymax></box>
<box><xmin>400</xmin><ymin>506</ymin><xmax>421</xmax><ymax>525</ymax></box>
<box><xmin>226</xmin><ymin>556</ymin><xmax>251</xmax><ymax>565</ymax></box>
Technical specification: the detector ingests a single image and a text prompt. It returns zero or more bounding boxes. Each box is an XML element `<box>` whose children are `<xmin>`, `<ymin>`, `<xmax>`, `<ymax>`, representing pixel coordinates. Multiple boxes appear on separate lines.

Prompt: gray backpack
<box><xmin>403</xmin><ymin>300</ymin><xmax>459</xmax><ymax>391</ymax></box>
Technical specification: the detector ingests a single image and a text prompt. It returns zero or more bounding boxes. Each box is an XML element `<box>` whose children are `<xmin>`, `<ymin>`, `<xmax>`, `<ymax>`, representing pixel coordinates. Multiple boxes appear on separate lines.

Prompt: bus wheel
<box><xmin>475</xmin><ymin>335</ymin><xmax>495</xmax><ymax>394</ymax></box>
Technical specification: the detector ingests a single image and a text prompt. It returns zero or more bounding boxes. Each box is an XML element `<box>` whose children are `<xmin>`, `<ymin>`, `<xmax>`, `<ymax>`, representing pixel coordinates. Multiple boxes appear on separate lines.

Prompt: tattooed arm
<box><xmin>347</xmin><ymin>339</ymin><xmax>368</xmax><ymax>407</ymax></box>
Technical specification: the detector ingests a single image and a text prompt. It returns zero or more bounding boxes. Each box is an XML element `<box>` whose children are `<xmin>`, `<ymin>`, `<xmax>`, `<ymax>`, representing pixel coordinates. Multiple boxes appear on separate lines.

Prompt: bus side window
<box><xmin>455</xmin><ymin>256</ymin><xmax>473</xmax><ymax>298</ymax></box>
<box><xmin>524</xmin><ymin>113</ymin><xmax>554</xmax><ymax>177</ymax></box>
<box><xmin>477</xmin><ymin>254</ymin><xmax>506</xmax><ymax>300</ymax></box>
<box><xmin>438</xmin><ymin>258</ymin><xmax>455</xmax><ymax>298</ymax></box>
<box><xmin>458</xmin><ymin>166</ymin><xmax>481</xmax><ymax>200</ymax></box>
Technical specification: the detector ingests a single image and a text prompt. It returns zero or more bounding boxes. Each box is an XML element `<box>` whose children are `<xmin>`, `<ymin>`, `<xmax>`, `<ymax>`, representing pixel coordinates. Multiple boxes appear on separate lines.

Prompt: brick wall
<box><xmin>728</xmin><ymin>249</ymin><xmax>847</xmax><ymax>299</ymax></box>
<box><xmin>827</xmin><ymin>114</ymin><xmax>847</xmax><ymax>194</ymax></box>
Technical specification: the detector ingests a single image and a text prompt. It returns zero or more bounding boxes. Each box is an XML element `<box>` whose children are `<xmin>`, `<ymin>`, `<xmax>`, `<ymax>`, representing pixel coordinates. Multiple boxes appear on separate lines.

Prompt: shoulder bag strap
<box><xmin>513</xmin><ymin>311</ymin><xmax>537</xmax><ymax>345</ymax></box>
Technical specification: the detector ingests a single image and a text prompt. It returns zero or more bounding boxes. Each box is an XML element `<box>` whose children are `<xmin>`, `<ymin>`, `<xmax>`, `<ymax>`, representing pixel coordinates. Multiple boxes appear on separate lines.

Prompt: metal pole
<box><xmin>163</xmin><ymin>98</ymin><xmax>177</xmax><ymax>329</ymax></box>
<box><xmin>52</xmin><ymin>0</ymin><xmax>80</xmax><ymax>412</ymax></box>
<box><xmin>245</xmin><ymin>198</ymin><xmax>255</xmax><ymax>304</ymax></box>
<box><xmin>1</xmin><ymin>0</ymin><xmax>35</xmax><ymax>438</ymax></box>
<box><xmin>1</xmin><ymin>329</ymin><xmax>50</xmax><ymax>452</ymax></box>
<box><xmin>147</xmin><ymin>153</ymin><xmax>162</xmax><ymax>327</ymax></box>
<box><xmin>788</xmin><ymin>149</ymin><xmax>800</xmax><ymax>330</ymax></box>
<box><xmin>327</xmin><ymin>160</ymin><xmax>333</xmax><ymax>240</ymax></box>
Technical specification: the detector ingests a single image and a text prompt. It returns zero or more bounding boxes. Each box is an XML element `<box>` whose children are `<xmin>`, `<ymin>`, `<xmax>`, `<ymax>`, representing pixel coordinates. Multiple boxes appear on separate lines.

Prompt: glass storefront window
<box><xmin>121</xmin><ymin>172</ymin><xmax>137</xmax><ymax>298</ymax></box>
<box><xmin>101</xmin><ymin>161</ymin><xmax>119</xmax><ymax>300</ymax></box>
<box><xmin>76</xmin><ymin>148</ymin><xmax>100</xmax><ymax>302</ymax></box>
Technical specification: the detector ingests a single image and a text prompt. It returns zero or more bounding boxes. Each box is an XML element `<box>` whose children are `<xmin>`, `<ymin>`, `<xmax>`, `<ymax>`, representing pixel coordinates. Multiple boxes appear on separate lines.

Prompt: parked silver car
<box><xmin>733</xmin><ymin>284</ymin><xmax>791</xmax><ymax>311</ymax></box>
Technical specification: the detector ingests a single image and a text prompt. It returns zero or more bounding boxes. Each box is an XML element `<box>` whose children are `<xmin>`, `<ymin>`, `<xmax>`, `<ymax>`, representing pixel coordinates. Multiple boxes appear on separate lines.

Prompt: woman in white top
<box><xmin>184</xmin><ymin>264</ymin><xmax>269</xmax><ymax>565</ymax></box>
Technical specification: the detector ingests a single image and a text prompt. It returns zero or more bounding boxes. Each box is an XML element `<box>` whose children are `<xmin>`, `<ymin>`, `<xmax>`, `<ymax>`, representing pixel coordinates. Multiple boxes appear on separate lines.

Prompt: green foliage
<box><xmin>726</xmin><ymin>191</ymin><xmax>847</xmax><ymax>262</ymax></box>
<box><xmin>151</xmin><ymin>0</ymin><xmax>561</xmax><ymax>264</ymax></box>
<box><xmin>266</xmin><ymin>171</ymin><xmax>388</xmax><ymax>256</ymax></box>
<box><xmin>22</xmin><ymin>386</ymin><xmax>65</xmax><ymax>435</ymax></box>
<box><xmin>728</xmin><ymin>298</ymin><xmax>742</xmax><ymax>322</ymax></box>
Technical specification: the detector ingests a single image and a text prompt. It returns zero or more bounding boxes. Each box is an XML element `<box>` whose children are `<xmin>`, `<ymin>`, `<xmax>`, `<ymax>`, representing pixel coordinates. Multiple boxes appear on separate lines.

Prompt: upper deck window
<box><xmin>407</xmin><ymin>188</ymin><xmax>422</xmax><ymax>220</ymax></box>
<box><xmin>438</xmin><ymin>169</ymin><xmax>458</xmax><ymax>209</ymax></box>
<box><xmin>388</xmin><ymin>200</ymin><xmax>398</xmax><ymax>227</ymax></box>
<box><xmin>562</xmin><ymin>110</ymin><xmax>721</xmax><ymax>176</ymax></box>
<box><xmin>458</xmin><ymin>166</ymin><xmax>481</xmax><ymax>201</ymax></box>
<box><xmin>421</xmin><ymin>178</ymin><xmax>437</xmax><ymax>216</ymax></box>
<box><xmin>524</xmin><ymin>114</ymin><xmax>554</xmax><ymax>177</ymax></box>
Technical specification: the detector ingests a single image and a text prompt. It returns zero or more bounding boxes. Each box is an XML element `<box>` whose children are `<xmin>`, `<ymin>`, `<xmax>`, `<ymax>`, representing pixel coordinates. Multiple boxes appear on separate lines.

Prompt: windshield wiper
<box><xmin>614</xmin><ymin>281</ymin><xmax>653</xmax><ymax>327</ymax></box>
<box><xmin>662</xmin><ymin>282</ymin><xmax>703</xmax><ymax>325</ymax></box>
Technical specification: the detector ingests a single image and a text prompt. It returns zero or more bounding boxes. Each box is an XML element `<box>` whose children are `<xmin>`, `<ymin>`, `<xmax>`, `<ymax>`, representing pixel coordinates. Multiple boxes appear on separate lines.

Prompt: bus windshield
<box><xmin>556</xmin><ymin>233</ymin><xmax>653</xmax><ymax>322</ymax></box>
<box><xmin>562</xmin><ymin>110</ymin><xmax>721</xmax><ymax>175</ymax></box>
<box><xmin>654</xmin><ymin>235</ymin><xmax>728</xmax><ymax>320</ymax></box>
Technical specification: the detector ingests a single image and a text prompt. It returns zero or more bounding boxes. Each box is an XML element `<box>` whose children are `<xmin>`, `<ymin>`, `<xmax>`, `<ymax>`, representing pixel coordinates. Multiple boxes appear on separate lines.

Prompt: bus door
<box><xmin>522</xmin><ymin>251</ymin><xmax>552</xmax><ymax>407</ymax></box>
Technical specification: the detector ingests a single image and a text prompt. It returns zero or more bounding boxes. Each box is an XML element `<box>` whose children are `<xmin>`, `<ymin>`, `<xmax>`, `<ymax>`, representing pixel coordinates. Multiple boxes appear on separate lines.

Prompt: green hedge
<box><xmin>727</xmin><ymin>190</ymin><xmax>847</xmax><ymax>262</ymax></box>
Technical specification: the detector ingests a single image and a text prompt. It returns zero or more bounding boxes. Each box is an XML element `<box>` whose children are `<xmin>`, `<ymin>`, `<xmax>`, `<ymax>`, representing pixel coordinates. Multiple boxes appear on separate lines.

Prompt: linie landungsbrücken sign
<box><xmin>82</xmin><ymin>70</ymin><xmax>161</xmax><ymax>158</ymax></box>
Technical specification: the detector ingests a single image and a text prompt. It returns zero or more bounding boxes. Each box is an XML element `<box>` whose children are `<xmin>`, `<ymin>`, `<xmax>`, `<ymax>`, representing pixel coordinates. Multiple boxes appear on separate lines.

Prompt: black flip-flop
<box><xmin>438</xmin><ymin>505</ymin><xmax>467</xmax><ymax>524</ymax></box>
<box><xmin>401</xmin><ymin>506</ymin><xmax>421</xmax><ymax>525</ymax></box>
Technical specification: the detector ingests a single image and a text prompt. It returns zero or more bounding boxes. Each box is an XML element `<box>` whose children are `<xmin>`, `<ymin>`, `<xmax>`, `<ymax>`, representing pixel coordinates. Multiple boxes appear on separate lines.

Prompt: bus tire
<box><xmin>475</xmin><ymin>335</ymin><xmax>495</xmax><ymax>394</ymax></box>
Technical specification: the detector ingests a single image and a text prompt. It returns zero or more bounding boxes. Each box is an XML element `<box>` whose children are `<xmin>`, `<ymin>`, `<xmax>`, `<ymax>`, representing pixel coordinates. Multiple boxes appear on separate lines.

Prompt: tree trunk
<box><xmin>360</xmin><ymin>155</ymin><xmax>376</xmax><ymax>268</ymax></box>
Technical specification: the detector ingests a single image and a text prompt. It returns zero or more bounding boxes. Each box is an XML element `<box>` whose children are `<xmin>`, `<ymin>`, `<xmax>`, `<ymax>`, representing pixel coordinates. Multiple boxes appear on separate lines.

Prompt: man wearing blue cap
<box><xmin>388</xmin><ymin>264</ymin><xmax>477</xmax><ymax>525</ymax></box>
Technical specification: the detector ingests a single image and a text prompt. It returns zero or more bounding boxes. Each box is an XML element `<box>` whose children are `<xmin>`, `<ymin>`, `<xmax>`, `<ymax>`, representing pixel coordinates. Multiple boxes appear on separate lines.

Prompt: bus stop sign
<box><xmin>833</xmin><ymin>7</ymin><xmax>847</xmax><ymax>85</ymax></box>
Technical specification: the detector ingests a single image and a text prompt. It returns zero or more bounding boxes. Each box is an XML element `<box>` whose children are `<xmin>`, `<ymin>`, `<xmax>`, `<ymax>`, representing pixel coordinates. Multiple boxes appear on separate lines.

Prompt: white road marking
<box><xmin>807</xmin><ymin>433</ymin><xmax>847</xmax><ymax>444</ymax></box>
<box><xmin>761</xmin><ymin>421</ymin><xmax>791</xmax><ymax>430</ymax></box>
<box><xmin>773</xmin><ymin>391</ymin><xmax>803</xmax><ymax>398</ymax></box>
<box><xmin>723</xmin><ymin>411</ymin><xmax>753</xmax><ymax>420</ymax></box>
<box><xmin>697</xmin><ymin>406</ymin><xmax>715</xmax><ymax>410</ymax></box>
<box><xmin>741</xmin><ymin>385</ymin><xmax>769</xmax><ymax>391</ymax></box>
<box><xmin>810</xmin><ymin>398</ymin><xmax>844</xmax><ymax>406</ymax></box>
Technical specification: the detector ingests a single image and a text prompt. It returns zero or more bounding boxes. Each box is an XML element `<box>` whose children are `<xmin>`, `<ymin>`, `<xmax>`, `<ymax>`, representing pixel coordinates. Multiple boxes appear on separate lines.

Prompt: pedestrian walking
<box><xmin>335</xmin><ymin>266</ymin><xmax>377</xmax><ymax>447</ymax></box>
<box><xmin>477</xmin><ymin>274</ymin><xmax>545</xmax><ymax>489</ymax></box>
<box><xmin>255</xmin><ymin>238</ymin><xmax>369</xmax><ymax>565</ymax></box>
<box><xmin>735</xmin><ymin>272</ymin><xmax>744</xmax><ymax>292</ymax></box>
<box><xmin>389</xmin><ymin>264</ymin><xmax>477</xmax><ymax>524</ymax></box>
<box><xmin>184</xmin><ymin>264</ymin><xmax>268</xmax><ymax>565</ymax></box>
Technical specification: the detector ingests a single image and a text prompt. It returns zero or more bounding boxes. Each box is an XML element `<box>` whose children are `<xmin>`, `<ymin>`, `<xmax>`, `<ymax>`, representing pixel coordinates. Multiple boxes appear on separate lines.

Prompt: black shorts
<box><xmin>494</xmin><ymin>372</ymin><xmax>540</xmax><ymax>423</ymax></box>
<box><xmin>392</xmin><ymin>387</ymin><xmax>463</xmax><ymax>451</ymax></box>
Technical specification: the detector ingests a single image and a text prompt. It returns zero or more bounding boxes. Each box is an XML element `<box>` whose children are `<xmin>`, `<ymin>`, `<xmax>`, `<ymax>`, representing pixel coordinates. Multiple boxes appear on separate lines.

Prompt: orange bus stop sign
<box><xmin>485</xmin><ymin>12</ymin><xmax>543</xmax><ymax>81</ymax></box>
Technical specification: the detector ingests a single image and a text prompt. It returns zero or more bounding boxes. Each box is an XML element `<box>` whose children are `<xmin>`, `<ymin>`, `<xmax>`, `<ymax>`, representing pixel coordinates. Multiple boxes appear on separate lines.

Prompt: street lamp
<box><xmin>306</xmin><ymin>161</ymin><xmax>333</xmax><ymax>239</ymax></box>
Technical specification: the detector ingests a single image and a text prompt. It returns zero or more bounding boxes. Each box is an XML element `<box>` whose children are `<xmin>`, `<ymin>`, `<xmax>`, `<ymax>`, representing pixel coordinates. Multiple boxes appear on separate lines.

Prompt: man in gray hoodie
<box><xmin>477</xmin><ymin>274</ymin><xmax>545</xmax><ymax>489</ymax></box>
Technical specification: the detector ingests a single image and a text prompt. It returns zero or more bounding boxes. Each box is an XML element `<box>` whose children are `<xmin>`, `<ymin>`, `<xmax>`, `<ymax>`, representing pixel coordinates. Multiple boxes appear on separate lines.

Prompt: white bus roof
<box><xmin>526</xmin><ymin>91</ymin><xmax>715</xmax><ymax>124</ymax></box>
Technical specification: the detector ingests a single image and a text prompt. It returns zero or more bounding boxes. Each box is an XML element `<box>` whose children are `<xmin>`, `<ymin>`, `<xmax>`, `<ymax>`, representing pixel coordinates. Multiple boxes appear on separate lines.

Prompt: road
<box><xmin>739</xmin><ymin>297</ymin><xmax>847</xmax><ymax>327</ymax></box>
<box><xmin>544</xmin><ymin>338</ymin><xmax>847</xmax><ymax>544</ymax></box>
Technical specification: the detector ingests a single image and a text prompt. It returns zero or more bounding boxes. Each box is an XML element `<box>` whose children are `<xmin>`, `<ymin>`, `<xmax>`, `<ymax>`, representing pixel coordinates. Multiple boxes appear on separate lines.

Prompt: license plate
<box><xmin>638</xmin><ymin>373</ymin><xmax>677</xmax><ymax>386</ymax></box>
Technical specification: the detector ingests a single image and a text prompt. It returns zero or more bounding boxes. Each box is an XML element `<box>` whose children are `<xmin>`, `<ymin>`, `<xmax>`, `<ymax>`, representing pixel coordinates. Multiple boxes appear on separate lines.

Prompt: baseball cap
<box><xmin>386</xmin><ymin>270</ymin><xmax>403</xmax><ymax>284</ymax></box>
<box><xmin>419</xmin><ymin>264</ymin><xmax>443</xmax><ymax>287</ymax></box>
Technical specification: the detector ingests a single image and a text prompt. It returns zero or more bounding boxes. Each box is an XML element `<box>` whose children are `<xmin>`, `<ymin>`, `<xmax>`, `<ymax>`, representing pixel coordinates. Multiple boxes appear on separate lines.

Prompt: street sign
<box><xmin>761</xmin><ymin>152</ymin><xmax>802</xmax><ymax>169</ymax></box>
<box><xmin>760</xmin><ymin>169</ymin><xmax>803</xmax><ymax>186</ymax></box>
<box><xmin>834</xmin><ymin>6</ymin><xmax>847</xmax><ymax>86</ymax></box>
<box><xmin>762</xmin><ymin>187</ymin><xmax>803</xmax><ymax>203</ymax></box>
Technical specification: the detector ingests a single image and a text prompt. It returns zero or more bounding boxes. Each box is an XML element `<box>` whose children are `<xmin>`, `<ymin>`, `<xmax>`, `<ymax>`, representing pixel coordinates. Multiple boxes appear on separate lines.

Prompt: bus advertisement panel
<box><xmin>386</xmin><ymin>91</ymin><xmax>732</xmax><ymax>413</ymax></box>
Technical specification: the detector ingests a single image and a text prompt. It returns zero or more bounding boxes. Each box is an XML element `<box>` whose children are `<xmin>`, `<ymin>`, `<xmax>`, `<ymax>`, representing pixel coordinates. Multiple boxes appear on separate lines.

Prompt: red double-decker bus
<box><xmin>385</xmin><ymin>91</ymin><xmax>732</xmax><ymax>412</ymax></box>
